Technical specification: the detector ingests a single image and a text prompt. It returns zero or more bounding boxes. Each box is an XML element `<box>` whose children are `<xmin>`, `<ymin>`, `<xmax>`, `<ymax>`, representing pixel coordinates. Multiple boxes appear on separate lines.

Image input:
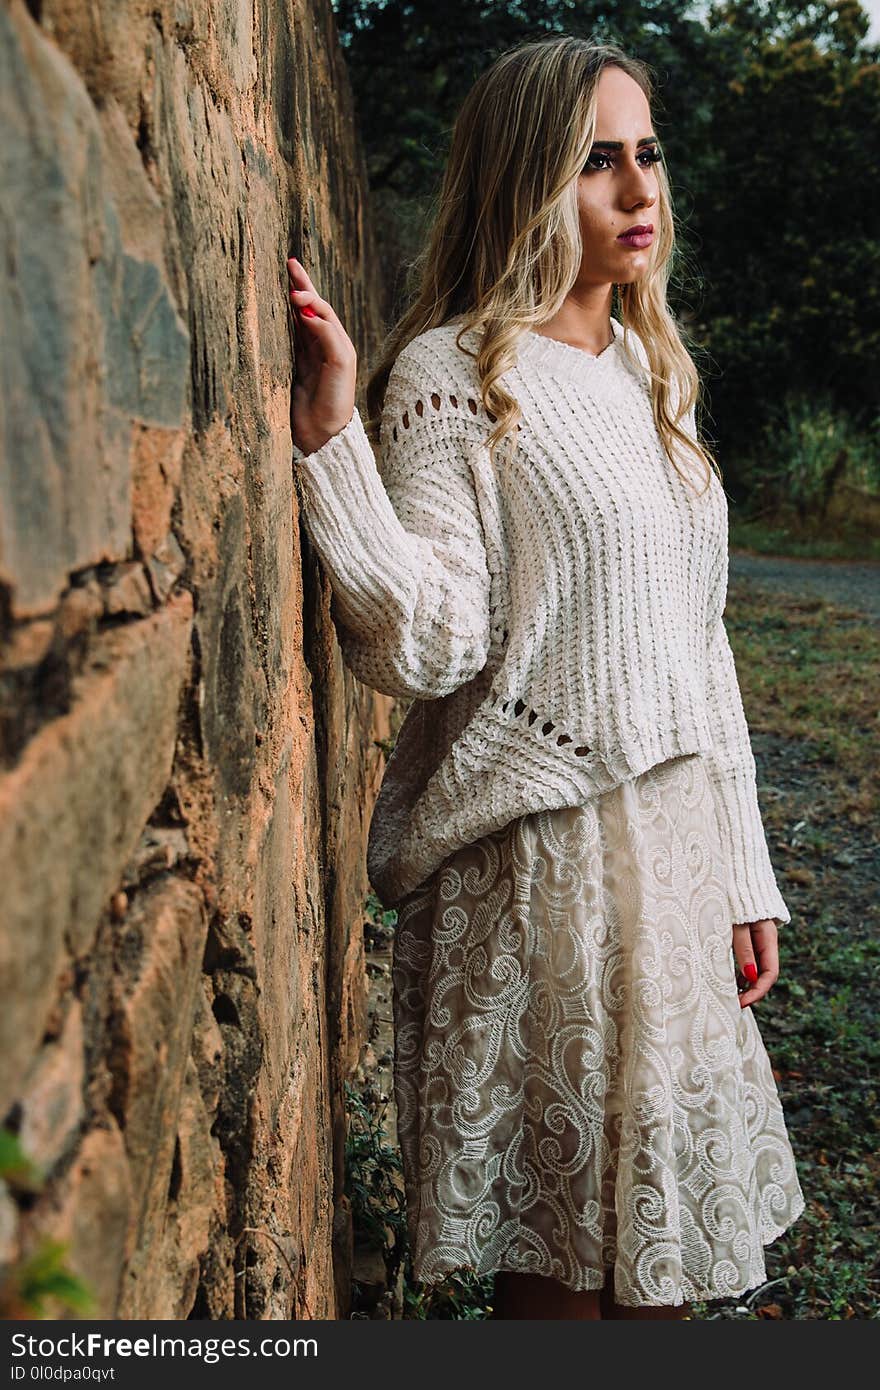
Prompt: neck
<box><xmin>534</xmin><ymin>287</ymin><xmax>615</xmax><ymax>354</ymax></box>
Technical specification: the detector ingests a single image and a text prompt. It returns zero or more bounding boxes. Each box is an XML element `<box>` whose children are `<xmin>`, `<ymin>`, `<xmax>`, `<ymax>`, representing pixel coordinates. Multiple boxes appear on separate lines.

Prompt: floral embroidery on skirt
<box><xmin>390</xmin><ymin>752</ymin><xmax>805</xmax><ymax>1306</ymax></box>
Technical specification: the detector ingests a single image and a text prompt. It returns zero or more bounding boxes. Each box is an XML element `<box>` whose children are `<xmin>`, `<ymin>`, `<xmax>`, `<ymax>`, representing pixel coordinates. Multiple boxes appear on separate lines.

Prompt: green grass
<box><xmin>722</xmin><ymin>585</ymin><xmax>878</xmax><ymax>814</ymax></box>
<box><xmin>690</xmin><ymin>579</ymin><xmax>880</xmax><ymax>1319</ymax></box>
<box><xmin>729</xmin><ymin>513</ymin><xmax>880</xmax><ymax>562</ymax></box>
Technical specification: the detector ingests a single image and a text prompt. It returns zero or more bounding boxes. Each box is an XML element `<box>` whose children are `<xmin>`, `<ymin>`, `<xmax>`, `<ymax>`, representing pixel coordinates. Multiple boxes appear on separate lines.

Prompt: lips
<box><xmin>619</xmin><ymin>224</ymin><xmax>653</xmax><ymax>236</ymax></box>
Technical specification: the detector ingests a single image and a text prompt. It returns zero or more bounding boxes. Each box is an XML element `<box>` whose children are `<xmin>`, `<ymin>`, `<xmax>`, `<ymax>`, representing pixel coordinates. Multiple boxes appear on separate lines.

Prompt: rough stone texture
<box><xmin>17</xmin><ymin>1003</ymin><xmax>86</xmax><ymax>1177</ymax></box>
<box><xmin>0</xmin><ymin>0</ymin><xmax>391</xmax><ymax>1319</ymax></box>
<box><xmin>0</xmin><ymin>597</ymin><xmax>195</xmax><ymax>1114</ymax></box>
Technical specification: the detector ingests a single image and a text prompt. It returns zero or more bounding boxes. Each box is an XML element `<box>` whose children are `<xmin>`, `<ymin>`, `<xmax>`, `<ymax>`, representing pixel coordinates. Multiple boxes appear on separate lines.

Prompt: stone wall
<box><xmin>0</xmin><ymin>0</ymin><xmax>390</xmax><ymax>1319</ymax></box>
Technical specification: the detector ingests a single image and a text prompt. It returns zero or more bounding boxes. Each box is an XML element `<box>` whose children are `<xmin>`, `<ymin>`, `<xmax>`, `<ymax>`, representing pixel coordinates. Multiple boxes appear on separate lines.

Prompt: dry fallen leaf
<box><xmin>757</xmin><ymin>1303</ymin><xmax>784</xmax><ymax>1319</ymax></box>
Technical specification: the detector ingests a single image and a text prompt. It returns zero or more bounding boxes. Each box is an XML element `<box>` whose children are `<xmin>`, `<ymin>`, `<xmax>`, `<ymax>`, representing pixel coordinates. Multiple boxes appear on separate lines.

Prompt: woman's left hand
<box><xmin>732</xmin><ymin>918</ymin><xmax>779</xmax><ymax>1009</ymax></box>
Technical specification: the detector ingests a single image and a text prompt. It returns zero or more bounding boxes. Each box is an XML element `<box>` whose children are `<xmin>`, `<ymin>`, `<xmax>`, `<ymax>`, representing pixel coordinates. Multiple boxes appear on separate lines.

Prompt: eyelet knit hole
<box><xmin>467</xmin><ymin>398</ymin><xmax>478</xmax><ymax>414</ymax></box>
<box><xmin>401</xmin><ymin>411</ymin><xmax>409</xmax><ymax>430</ymax></box>
<box><xmin>489</xmin><ymin>693</ymin><xmax>589</xmax><ymax>755</ymax></box>
<box><xmin>450</xmin><ymin>394</ymin><xmax>458</xmax><ymax>408</ymax></box>
<box><xmin>430</xmin><ymin>392</ymin><xmax>441</xmax><ymax>409</ymax></box>
<box><xmin>392</xmin><ymin>425</ymin><xmax>398</xmax><ymax>441</ymax></box>
<box><xmin>415</xmin><ymin>400</ymin><xmax>424</xmax><ymax>417</ymax></box>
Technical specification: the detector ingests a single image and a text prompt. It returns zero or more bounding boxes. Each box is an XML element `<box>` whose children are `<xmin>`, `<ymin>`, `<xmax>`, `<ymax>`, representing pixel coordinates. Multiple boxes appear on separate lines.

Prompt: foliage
<box><xmin>344</xmin><ymin>1079</ymin><xmax>409</xmax><ymax>1267</ymax></box>
<box><xmin>736</xmin><ymin>392</ymin><xmax>880</xmax><ymax>523</ymax></box>
<box><xmin>0</xmin><ymin>1128</ymin><xmax>95</xmax><ymax>1319</ymax></box>
<box><xmin>344</xmin><ymin>1077</ymin><xmax>496</xmax><ymax>1318</ymax></box>
<box><xmin>690</xmin><ymin>3</ymin><xmax>879</xmax><ymax>476</ymax></box>
<box><xmin>333</xmin><ymin>1</ymin><xmax>880</xmax><ymax>497</ymax></box>
<box><xmin>8</xmin><ymin>1241</ymin><xmax>95</xmax><ymax>1320</ymax></box>
<box><xmin>364</xmin><ymin>888</ymin><xmax>398</xmax><ymax>932</ymax></box>
<box><xmin>729</xmin><ymin>517</ymin><xmax>880</xmax><ymax>560</ymax></box>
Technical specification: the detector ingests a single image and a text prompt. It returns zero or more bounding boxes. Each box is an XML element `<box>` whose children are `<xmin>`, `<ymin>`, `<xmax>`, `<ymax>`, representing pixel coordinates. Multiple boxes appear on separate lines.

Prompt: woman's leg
<box><xmin>491</xmin><ymin>1271</ymin><xmax>601</xmax><ymax>1319</ymax></box>
<box><xmin>598</xmin><ymin>1269</ymin><xmax>690</xmax><ymax>1319</ymax></box>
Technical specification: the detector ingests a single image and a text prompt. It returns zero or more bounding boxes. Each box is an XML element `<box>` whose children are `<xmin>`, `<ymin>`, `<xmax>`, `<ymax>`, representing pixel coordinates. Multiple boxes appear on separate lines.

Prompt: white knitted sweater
<box><xmin>292</xmin><ymin>316</ymin><xmax>790</xmax><ymax>927</ymax></box>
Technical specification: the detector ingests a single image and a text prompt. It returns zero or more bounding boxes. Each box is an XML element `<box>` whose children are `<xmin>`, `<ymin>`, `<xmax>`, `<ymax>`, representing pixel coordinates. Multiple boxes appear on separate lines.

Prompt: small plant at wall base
<box><xmin>344</xmin><ymin>1080</ymin><xmax>408</xmax><ymax>1274</ymax></box>
<box><xmin>363</xmin><ymin>889</ymin><xmax>397</xmax><ymax>941</ymax></box>
<box><xmin>345</xmin><ymin>893</ymin><xmax>497</xmax><ymax>1318</ymax></box>
<box><xmin>343</xmin><ymin>1080</ymin><xmax>495</xmax><ymax>1318</ymax></box>
<box><xmin>0</xmin><ymin>1128</ymin><xmax>95</xmax><ymax>1319</ymax></box>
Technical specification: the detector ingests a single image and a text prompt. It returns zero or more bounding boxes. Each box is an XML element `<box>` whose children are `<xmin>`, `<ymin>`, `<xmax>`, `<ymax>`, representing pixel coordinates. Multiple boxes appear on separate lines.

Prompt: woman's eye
<box><xmin>583</xmin><ymin>148</ymin><xmax>662</xmax><ymax>173</ymax></box>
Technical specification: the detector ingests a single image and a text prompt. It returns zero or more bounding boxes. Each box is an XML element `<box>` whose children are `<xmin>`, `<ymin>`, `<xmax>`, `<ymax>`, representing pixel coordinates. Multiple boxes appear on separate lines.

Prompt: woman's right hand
<box><xmin>287</xmin><ymin>256</ymin><xmax>357</xmax><ymax>456</ymax></box>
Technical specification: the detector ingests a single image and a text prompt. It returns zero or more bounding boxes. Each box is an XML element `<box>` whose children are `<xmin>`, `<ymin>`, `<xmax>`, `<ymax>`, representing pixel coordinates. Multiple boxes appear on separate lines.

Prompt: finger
<box><xmin>285</xmin><ymin>275</ymin><xmax>307</xmax><ymax>344</ymax></box>
<box><xmin>287</xmin><ymin>300</ymin><xmax>323</xmax><ymax>380</ymax></box>
<box><xmin>288</xmin><ymin>258</ymin><xmax>323</xmax><ymax>305</ymax></box>
<box><xmin>757</xmin><ymin>931</ymin><xmax>780</xmax><ymax>980</ymax></box>
<box><xmin>738</xmin><ymin>970</ymin><xmax>776</xmax><ymax>1009</ymax></box>
<box><xmin>292</xmin><ymin>299</ymin><xmax>336</xmax><ymax>339</ymax></box>
<box><xmin>287</xmin><ymin>259</ymin><xmax>345</xmax><ymax>330</ymax></box>
<box><xmin>287</xmin><ymin>292</ymin><xmax>304</xmax><ymax>358</ymax></box>
<box><xmin>732</xmin><ymin>923</ymin><xmax>758</xmax><ymax>989</ymax></box>
<box><xmin>737</xmin><ymin>938</ymin><xmax>779</xmax><ymax>1006</ymax></box>
<box><xmin>293</xmin><ymin>310</ymin><xmax>356</xmax><ymax>377</ymax></box>
<box><xmin>289</xmin><ymin>291</ymin><xmax>320</xmax><ymax>324</ymax></box>
<box><xmin>289</xmin><ymin>287</ymin><xmax>333</xmax><ymax>323</ymax></box>
<box><xmin>294</xmin><ymin>296</ymin><xmax>342</xmax><ymax>334</ymax></box>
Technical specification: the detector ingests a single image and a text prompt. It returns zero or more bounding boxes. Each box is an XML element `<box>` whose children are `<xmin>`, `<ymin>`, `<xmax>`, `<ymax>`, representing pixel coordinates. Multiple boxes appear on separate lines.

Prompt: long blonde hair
<box><xmin>364</xmin><ymin>35</ymin><xmax>720</xmax><ymax>494</ymax></box>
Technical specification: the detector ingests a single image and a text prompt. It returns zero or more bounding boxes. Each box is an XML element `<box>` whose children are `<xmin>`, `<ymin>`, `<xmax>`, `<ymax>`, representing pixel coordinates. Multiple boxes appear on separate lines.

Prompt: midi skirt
<box><xmin>390</xmin><ymin>751</ymin><xmax>805</xmax><ymax>1307</ymax></box>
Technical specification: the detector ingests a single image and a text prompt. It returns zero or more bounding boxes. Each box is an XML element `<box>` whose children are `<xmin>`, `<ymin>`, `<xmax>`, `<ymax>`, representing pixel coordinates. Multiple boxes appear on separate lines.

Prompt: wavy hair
<box><xmin>363</xmin><ymin>34</ymin><xmax>720</xmax><ymax>495</ymax></box>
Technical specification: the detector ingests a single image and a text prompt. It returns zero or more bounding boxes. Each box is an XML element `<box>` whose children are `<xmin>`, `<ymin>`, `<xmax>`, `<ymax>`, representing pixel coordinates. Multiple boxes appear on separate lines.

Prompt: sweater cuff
<box><xmin>292</xmin><ymin>407</ymin><xmax>416</xmax><ymax>629</ymax></box>
<box><xmin>708</xmin><ymin>762</ymin><xmax>792</xmax><ymax>927</ymax></box>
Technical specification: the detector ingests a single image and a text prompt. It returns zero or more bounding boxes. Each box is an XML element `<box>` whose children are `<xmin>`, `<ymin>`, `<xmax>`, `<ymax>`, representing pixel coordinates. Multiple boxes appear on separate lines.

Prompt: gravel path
<box><xmin>730</xmin><ymin>550</ymin><xmax>880</xmax><ymax>625</ymax></box>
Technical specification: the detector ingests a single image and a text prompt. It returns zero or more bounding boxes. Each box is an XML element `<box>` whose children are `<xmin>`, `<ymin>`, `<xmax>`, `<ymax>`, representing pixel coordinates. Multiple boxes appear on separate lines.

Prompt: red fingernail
<box><xmin>302</xmin><ymin>306</ymin><xmax>317</xmax><ymax>317</ymax></box>
<box><xmin>744</xmin><ymin>962</ymin><xmax>758</xmax><ymax>984</ymax></box>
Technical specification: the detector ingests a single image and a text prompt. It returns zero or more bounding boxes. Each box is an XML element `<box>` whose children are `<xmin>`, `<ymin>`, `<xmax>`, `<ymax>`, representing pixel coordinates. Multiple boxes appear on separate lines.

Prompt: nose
<box><xmin>622</xmin><ymin>157</ymin><xmax>657</xmax><ymax>210</ymax></box>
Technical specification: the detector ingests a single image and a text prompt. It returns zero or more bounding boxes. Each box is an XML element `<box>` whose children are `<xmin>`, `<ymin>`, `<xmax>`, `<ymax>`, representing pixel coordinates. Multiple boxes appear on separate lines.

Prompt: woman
<box><xmin>286</xmin><ymin>35</ymin><xmax>804</xmax><ymax>1319</ymax></box>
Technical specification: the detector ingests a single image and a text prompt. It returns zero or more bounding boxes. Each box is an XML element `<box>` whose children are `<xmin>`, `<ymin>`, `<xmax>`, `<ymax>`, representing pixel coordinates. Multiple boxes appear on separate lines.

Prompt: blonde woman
<box><xmin>285</xmin><ymin>36</ymin><xmax>804</xmax><ymax>1320</ymax></box>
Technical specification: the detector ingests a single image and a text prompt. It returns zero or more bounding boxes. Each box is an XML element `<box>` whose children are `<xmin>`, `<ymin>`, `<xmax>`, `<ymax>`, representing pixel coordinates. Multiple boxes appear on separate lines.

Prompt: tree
<box><xmin>333</xmin><ymin>1</ymin><xmax>879</xmax><ymax>485</ymax></box>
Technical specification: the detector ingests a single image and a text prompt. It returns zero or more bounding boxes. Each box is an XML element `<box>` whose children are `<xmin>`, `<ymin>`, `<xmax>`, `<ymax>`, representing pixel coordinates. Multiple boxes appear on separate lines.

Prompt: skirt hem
<box><xmin>408</xmin><ymin>1191</ymin><xmax>806</xmax><ymax>1308</ymax></box>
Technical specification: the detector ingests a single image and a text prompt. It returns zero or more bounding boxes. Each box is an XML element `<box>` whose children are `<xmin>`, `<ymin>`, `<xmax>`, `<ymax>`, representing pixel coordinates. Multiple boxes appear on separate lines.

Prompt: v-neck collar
<box><xmin>448</xmin><ymin>315</ymin><xmax>629</xmax><ymax>386</ymax></box>
<box><xmin>513</xmin><ymin>317</ymin><xmax>625</xmax><ymax>384</ymax></box>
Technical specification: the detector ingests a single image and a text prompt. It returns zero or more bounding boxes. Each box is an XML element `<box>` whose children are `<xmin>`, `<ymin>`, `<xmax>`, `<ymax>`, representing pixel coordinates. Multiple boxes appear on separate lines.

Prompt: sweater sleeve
<box><xmin>703</xmin><ymin>602</ymin><xmax>791</xmax><ymax>929</ymax></box>
<box><xmin>291</xmin><ymin>347</ymin><xmax>492</xmax><ymax>701</ymax></box>
<box><xmin>675</xmin><ymin>384</ymin><xmax>790</xmax><ymax>925</ymax></box>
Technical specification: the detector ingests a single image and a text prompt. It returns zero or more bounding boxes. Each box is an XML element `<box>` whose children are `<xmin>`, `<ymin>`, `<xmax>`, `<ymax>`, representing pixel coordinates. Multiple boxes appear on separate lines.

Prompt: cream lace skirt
<box><xmin>390</xmin><ymin>752</ymin><xmax>805</xmax><ymax>1307</ymax></box>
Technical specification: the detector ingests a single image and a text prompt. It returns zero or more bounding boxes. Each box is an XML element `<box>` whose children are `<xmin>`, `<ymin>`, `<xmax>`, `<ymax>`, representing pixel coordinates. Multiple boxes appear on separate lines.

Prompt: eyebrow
<box><xmin>590</xmin><ymin>136</ymin><xmax>660</xmax><ymax>150</ymax></box>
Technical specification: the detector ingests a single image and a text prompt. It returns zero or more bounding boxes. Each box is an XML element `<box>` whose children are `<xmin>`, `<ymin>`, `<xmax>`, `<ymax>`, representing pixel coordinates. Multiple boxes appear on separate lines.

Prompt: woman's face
<box><xmin>576</xmin><ymin>65</ymin><xmax>661</xmax><ymax>288</ymax></box>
